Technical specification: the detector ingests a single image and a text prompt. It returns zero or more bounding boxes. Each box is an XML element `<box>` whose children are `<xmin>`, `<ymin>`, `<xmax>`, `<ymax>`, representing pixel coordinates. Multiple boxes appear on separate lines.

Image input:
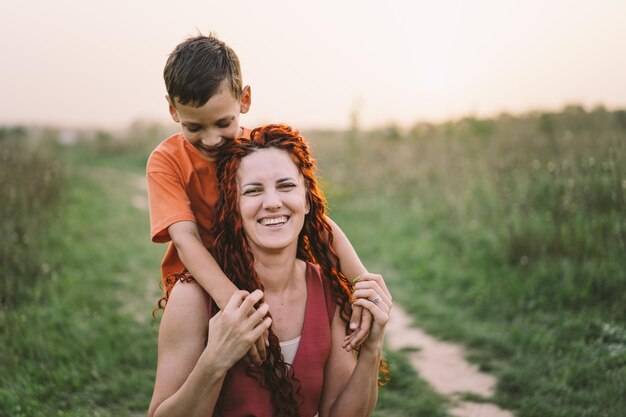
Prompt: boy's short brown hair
<box><xmin>164</xmin><ymin>33</ymin><xmax>242</xmax><ymax>107</ymax></box>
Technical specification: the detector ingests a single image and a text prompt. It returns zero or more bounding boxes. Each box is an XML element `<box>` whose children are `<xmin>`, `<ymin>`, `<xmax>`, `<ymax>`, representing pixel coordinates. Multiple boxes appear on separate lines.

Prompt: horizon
<box><xmin>4</xmin><ymin>101</ymin><xmax>620</xmax><ymax>135</ymax></box>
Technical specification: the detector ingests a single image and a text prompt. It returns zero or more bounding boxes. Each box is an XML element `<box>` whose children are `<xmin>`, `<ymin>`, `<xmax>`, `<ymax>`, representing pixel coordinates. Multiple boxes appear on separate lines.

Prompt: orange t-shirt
<box><xmin>146</xmin><ymin>130</ymin><xmax>249</xmax><ymax>281</ymax></box>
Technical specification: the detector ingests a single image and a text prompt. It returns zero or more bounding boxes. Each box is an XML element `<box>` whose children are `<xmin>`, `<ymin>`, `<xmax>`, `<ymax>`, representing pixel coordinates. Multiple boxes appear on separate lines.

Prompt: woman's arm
<box><xmin>148</xmin><ymin>284</ymin><xmax>271</xmax><ymax>417</ymax></box>
<box><xmin>318</xmin><ymin>273</ymin><xmax>392</xmax><ymax>417</ymax></box>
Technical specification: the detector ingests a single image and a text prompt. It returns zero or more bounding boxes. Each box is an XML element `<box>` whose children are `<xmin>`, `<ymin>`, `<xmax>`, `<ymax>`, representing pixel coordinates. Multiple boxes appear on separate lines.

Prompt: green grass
<box><xmin>0</xmin><ymin>138</ymin><xmax>445</xmax><ymax>416</ymax></box>
<box><xmin>3</xmin><ymin>105</ymin><xmax>624</xmax><ymax>416</ymax></box>
<box><xmin>0</xmin><ymin>146</ymin><xmax>163</xmax><ymax>417</ymax></box>
<box><xmin>310</xmin><ymin>106</ymin><xmax>626</xmax><ymax>417</ymax></box>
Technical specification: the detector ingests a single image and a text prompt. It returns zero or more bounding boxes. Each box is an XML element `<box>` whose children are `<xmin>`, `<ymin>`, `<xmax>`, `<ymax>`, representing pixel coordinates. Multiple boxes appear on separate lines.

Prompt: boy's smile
<box><xmin>168</xmin><ymin>83</ymin><xmax>251</xmax><ymax>158</ymax></box>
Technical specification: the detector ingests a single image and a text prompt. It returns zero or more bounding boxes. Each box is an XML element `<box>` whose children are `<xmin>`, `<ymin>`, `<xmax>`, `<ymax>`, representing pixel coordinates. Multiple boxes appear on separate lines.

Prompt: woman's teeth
<box><xmin>260</xmin><ymin>216</ymin><xmax>288</xmax><ymax>226</ymax></box>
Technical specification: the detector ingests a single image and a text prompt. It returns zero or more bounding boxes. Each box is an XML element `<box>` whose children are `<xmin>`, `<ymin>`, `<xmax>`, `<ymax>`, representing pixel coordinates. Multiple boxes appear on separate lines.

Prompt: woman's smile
<box><xmin>258</xmin><ymin>215</ymin><xmax>290</xmax><ymax>227</ymax></box>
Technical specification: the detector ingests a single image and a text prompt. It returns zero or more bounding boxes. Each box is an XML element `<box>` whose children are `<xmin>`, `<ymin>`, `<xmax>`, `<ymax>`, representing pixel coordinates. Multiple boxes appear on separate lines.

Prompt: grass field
<box><xmin>311</xmin><ymin>106</ymin><xmax>626</xmax><ymax>417</ymax></box>
<box><xmin>0</xmin><ymin>141</ymin><xmax>163</xmax><ymax>416</ymax></box>
<box><xmin>0</xmin><ymin>132</ymin><xmax>447</xmax><ymax>416</ymax></box>
<box><xmin>1</xmin><ymin>106</ymin><xmax>624</xmax><ymax>416</ymax></box>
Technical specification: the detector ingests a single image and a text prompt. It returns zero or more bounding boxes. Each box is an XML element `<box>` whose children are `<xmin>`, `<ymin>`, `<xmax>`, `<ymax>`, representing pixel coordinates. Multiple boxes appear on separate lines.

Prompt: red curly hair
<box><xmin>212</xmin><ymin>124</ymin><xmax>357</xmax><ymax>416</ymax></box>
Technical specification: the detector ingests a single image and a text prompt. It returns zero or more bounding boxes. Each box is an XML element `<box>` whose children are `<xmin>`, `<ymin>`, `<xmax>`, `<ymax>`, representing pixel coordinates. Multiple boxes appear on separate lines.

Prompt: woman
<box><xmin>148</xmin><ymin>124</ymin><xmax>392</xmax><ymax>417</ymax></box>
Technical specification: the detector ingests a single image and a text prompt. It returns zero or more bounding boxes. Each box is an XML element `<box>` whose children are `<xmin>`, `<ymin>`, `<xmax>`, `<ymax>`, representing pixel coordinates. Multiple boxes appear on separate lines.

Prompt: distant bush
<box><xmin>0</xmin><ymin>133</ymin><xmax>64</xmax><ymax>308</ymax></box>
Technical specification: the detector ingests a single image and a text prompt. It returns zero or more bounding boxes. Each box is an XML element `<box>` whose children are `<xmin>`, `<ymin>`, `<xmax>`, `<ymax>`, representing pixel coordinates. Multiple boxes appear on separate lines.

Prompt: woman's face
<box><xmin>236</xmin><ymin>148</ymin><xmax>309</xmax><ymax>253</ymax></box>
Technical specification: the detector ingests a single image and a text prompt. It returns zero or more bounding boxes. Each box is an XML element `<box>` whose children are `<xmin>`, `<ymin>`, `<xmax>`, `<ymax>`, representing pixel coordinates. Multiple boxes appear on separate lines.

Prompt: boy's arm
<box><xmin>326</xmin><ymin>216</ymin><xmax>373</xmax><ymax>347</ymax></box>
<box><xmin>326</xmin><ymin>216</ymin><xmax>367</xmax><ymax>280</ymax></box>
<box><xmin>168</xmin><ymin>221</ymin><xmax>238</xmax><ymax>310</ymax></box>
<box><xmin>168</xmin><ymin>221</ymin><xmax>267</xmax><ymax>365</ymax></box>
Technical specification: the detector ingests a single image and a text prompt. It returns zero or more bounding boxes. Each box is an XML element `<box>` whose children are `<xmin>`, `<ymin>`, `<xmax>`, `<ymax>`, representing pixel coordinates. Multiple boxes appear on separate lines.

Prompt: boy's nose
<box><xmin>222</xmin><ymin>125</ymin><xmax>240</xmax><ymax>140</ymax></box>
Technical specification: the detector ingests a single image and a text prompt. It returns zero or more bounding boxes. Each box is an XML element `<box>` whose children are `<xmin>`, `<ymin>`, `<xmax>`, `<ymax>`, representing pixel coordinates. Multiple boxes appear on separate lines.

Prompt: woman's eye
<box><xmin>243</xmin><ymin>188</ymin><xmax>262</xmax><ymax>195</ymax></box>
<box><xmin>278</xmin><ymin>183</ymin><xmax>296</xmax><ymax>190</ymax></box>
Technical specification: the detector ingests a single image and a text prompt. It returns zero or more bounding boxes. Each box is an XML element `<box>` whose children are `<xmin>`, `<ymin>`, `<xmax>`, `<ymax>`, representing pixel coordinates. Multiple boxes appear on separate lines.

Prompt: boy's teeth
<box><xmin>260</xmin><ymin>216</ymin><xmax>288</xmax><ymax>226</ymax></box>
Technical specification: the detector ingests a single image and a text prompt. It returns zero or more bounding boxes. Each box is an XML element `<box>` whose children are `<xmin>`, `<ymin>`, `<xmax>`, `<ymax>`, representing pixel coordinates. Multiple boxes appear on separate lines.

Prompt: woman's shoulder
<box><xmin>164</xmin><ymin>280</ymin><xmax>210</xmax><ymax>322</ymax></box>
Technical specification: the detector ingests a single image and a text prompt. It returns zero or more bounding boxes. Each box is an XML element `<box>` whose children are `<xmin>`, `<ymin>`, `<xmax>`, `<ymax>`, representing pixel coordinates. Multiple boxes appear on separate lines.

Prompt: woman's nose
<box><xmin>262</xmin><ymin>190</ymin><xmax>282</xmax><ymax>210</ymax></box>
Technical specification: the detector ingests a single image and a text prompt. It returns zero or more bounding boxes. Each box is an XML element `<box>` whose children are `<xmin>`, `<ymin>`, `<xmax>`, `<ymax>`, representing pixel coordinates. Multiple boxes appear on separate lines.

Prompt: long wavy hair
<box><xmin>211</xmin><ymin>124</ymin><xmax>356</xmax><ymax>416</ymax></box>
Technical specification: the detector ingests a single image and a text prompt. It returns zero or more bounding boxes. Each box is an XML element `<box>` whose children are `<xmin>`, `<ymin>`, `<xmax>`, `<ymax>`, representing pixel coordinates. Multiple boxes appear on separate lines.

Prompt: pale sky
<box><xmin>1</xmin><ymin>0</ymin><xmax>625</xmax><ymax>130</ymax></box>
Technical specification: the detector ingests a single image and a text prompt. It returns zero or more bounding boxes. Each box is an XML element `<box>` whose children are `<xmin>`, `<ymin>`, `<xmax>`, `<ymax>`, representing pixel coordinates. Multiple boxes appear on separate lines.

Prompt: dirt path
<box><xmin>386</xmin><ymin>305</ymin><xmax>514</xmax><ymax>417</ymax></box>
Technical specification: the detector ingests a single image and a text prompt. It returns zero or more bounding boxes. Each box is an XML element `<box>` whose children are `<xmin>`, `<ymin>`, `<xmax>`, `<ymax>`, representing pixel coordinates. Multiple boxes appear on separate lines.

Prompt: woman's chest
<box><xmin>265</xmin><ymin>292</ymin><xmax>307</xmax><ymax>341</ymax></box>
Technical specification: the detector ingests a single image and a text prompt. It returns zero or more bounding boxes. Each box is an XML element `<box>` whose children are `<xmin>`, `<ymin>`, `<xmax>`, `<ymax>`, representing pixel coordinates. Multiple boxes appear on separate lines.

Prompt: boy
<box><xmin>147</xmin><ymin>34</ymin><xmax>371</xmax><ymax>363</ymax></box>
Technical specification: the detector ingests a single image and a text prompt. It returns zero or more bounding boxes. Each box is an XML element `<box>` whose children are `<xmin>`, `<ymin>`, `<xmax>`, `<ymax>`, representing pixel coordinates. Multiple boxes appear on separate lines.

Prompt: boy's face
<box><xmin>168</xmin><ymin>84</ymin><xmax>251</xmax><ymax>158</ymax></box>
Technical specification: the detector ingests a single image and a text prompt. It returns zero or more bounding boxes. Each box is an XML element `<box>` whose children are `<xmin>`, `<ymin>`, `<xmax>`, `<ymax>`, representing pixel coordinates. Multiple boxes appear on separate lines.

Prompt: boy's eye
<box><xmin>186</xmin><ymin>126</ymin><xmax>202</xmax><ymax>133</ymax></box>
<box><xmin>217</xmin><ymin>119</ymin><xmax>233</xmax><ymax>129</ymax></box>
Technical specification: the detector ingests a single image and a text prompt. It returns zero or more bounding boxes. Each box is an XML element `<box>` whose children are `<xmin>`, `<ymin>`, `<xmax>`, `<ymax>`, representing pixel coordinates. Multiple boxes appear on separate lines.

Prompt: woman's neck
<box><xmin>252</xmin><ymin>246</ymin><xmax>303</xmax><ymax>294</ymax></box>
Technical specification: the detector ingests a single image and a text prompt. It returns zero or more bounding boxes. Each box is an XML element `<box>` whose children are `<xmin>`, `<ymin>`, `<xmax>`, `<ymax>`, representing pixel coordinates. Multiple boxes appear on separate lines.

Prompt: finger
<box><xmin>353</xmin><ymin>298</ymin><xmax>390</xmax><ymax>324</ymax></box>
<box><xmin>354</xmin><ymin>281</ymin><xmax>391</xmax><ymax>307</ymax></box>
<box><xmin>342</xmin><ymin>332</ymin><xmax>357</xmax><ymax>350</ymax></box>
<box><xmin>344</xmin><ymin>332</ymin><xmax>367</xmax><ymax>352</ymax></box>
<box><xmin>352</xmin><ymin>288</ymin><xmax>381</xmax><ymax>303</ymax></box>
<box><xmin>245</xmin><ymin>314</ymin><xmax>272</xmax><ymax>365</ymax></box>
<box><xmin>349</xmin><ymin>305</ymin><xmax>362</xmax><ymax>331</ymax></box>
<box><xmin>246</xmin><ymin>344</ymin><xmax>262</xmax><ymax>366</ymax></box>
<box><xmin>249</xmin><ymin>317</ymin><xmax>272</xmax><ymax>343</ymax></box>
<box><xmin>246</xmin><ymin>303</ymin><xmax>269</xmax><ymax>361</ymax></box>
<box><xmin>247</xmin><ymin>303</ymin><xmax>270</xmax><ymax>325</ymax></box>
<box><xmin>350</xmin><ymin>309</ymin><xmax>373</xmax><ymax>348</ymax></box>
<box><xmin>355</xmin><ymin>273</ymin><xmax>392</xmax><ymax>300</ymax></box>
<box><xmin>346</xmin><ymin>321</ymin><xmax>370</xmax><ymax>350</ymax></box>
<box><xmin>255</xmin><ymin>333</ymin><xmax>267</xmax><ymax>362</ymax></box>
<box><xmin>224</xmin><ymin>290</ymin><xmax>249</xmax><ymax>312</ymax></box>
<box><xmin>238</xmin><ymin>289</ymin><xmax>264</xmax><ymax>315</ymax></box>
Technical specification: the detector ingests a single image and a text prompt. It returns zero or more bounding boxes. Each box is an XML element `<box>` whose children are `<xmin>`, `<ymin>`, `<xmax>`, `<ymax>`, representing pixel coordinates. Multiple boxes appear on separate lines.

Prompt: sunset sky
<box><xmin>1</xmin><ymin>0</ymin><xmax>625</xmax><ymax>130</ymax></box>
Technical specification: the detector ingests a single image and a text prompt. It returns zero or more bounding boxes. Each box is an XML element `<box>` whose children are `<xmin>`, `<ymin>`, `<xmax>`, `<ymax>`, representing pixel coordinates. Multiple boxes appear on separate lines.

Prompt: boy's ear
<box><xmin>166</xmin><ymin>96</ymin><xmax>180</xmax><ymax>123</ymax></box>
<box><xmin>240</xmin><ymin>85</ymin><xmax>252</xmax><ymax>114</ymax></box>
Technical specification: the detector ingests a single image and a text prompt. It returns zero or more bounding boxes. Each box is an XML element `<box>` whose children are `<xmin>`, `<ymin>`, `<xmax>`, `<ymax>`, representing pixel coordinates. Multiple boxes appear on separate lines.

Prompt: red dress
<box><xmin>208</xmin><ymin>263</ymin><xmax>336</xmax><ymax>417</ymax></box>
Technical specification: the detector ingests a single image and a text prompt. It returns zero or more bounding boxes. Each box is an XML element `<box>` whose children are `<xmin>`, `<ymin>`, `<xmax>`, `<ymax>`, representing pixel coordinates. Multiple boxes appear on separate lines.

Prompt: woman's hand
<box><xmin>200</xmin><ymin>289</ymin><xmax>272</xmax><ymax>372</ymax></box>
<box><xmin>343</xmin><ymin>273</ymin><xmax>392</xmax><ymax>352</ymax></box>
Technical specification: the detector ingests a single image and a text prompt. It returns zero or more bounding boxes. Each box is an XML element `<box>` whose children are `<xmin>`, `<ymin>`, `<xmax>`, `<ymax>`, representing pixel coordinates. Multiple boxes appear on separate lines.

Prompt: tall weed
<box><xmin>0</xmin><ymin>131</ymin><xmax>64</xmax><ymax>308</ymax></box>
